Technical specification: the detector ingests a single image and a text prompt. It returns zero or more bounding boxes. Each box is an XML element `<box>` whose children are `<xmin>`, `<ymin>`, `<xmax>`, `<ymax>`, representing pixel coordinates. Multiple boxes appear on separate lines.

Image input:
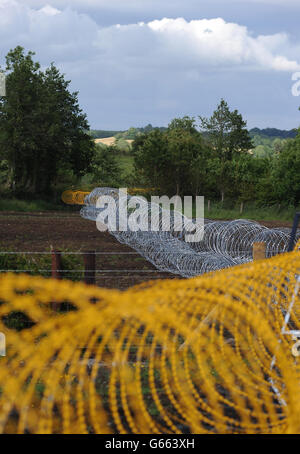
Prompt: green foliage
<box><xmin>116</xmin><ymin>127</ymin><xmax>138</xmax><ymax>140</ymax></box>
<box><xmin>271</xmin><ymin>130</ymin><xmax>300</xmax><ymax>205</ymax></box>
<box><xmin>204</xmin><ymin>201</ymin><xmax>298</xmax><ymax>222</ymax></box>
<box><xmin>130</xmin><ymin>102</ymin><xmax>300</xmax><ymax>208</ymax></box>
<box><xmin>114</xmin><ymin>124</ymin><xmax>167</xmax><ymax>141</ymax></box>
<box><xmin>89</xmin><ymin>130</ymin><xmax>123</xmax><ymax>139</ymax></box>
<box><xmin>249</xmin><ymin>127</ymin><xmax>297</xmax><ymax>139</ymax></box>
<box><xmin>232</xmin><ymin>154</ymin><xmax>269</xmax><ymax>203</ymax></box>
<box><xmin>0</xmin><ymin>46</ymin><xmax>95</xmax><ymax>197</ymax></box>
<box><xmin>251</xmin><ymin>135</ymin><xmax>287</xmax><ymax>157</ymax></box>
<box><xmin>0</xmin><ymin>248</ymin><xmax>83</xmax><ymax>281</ymax></box>
<box><xmin>199</xmin><ymin>99</ymin><xmax>253</xmax><ymax>160</ymax></box>
<box><xmin>0</xmin><ymin>159</ymin><xmax>9</xmax><ymax>187</ymax></box>
<box><xmin>199</xmin><ymin>99</ymin><xmax>253</xmax><ymax>201</ymax></box>
<box><xmin>134</xmin><ymin>129</ymin><xmax>168</xmax><ymax>190</ymax></box>
<box><xmin>90</xmin><ymin>144</ymin><xmax>121</xmax><ymax>187</ymax></box>
<box><xmin>0</xmin><ymin>198</ymin><xmax>66</xmax><ymax>211</ymax></box>
<box><xmin>165</xmin><ymin>119</ymin><xmax>207</xmax><ymax>195</ymax></box>
<box><xmin>133</xmin><ymin>116</ymin><xmax>211</xmax><ymax>195</ymax></box>
<box><xmin>114</xmin><ymin>138</ymin><xmax>132</xmax><ymax>153</ymax></box>
<box><xmin>133</xmin><ymin>120</ymin><xmax>210</xmax><ymax>195</ymax></box>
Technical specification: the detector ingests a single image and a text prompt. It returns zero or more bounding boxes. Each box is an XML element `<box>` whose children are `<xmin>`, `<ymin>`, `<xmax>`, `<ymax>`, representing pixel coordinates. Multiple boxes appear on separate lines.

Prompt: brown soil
<box><xmin>0</xmin><ymin>211</ymin><xmax>175</xmax><ymax>289</ymax></box>
<box><xmin>0</xmin><ymin>211</ymin><xmax>293</xmax><ymax>290</ymax></box>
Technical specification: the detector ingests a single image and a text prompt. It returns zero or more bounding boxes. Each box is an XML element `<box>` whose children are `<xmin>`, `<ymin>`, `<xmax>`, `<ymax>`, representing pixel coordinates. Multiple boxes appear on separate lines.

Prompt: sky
<box><xmin>1</xmin><ymin>0</ymin><xmax>300</xmax><ymax>130</ymax></box>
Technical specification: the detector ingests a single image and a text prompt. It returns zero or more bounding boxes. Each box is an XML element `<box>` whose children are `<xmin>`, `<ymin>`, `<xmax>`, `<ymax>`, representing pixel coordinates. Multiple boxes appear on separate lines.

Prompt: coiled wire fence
<box><xmin>0</xmin><ymin>243</ymin><xmax>300</xmax><ymax>433</ymax></box>
<box><xmin>0</xmin><ymin>190</ymin><xmax>299</xmax><ymax>433</ymax></box>
<box><xmin>64</xmin><ymin>188</ymin><xmax>300</xmax><ymax>277</ymax></box>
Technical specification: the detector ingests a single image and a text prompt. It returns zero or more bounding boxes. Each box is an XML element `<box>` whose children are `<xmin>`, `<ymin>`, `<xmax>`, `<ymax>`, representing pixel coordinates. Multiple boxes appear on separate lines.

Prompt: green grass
<box><xmin>0</xmin><ymin>198</ymin><xmax>67</xmax><ymax>212</ymax></box>
<box><xmin>0</xmin><ymin>186</ymin><xmax>298</xmax><ymax>223</ymax></box>
<box><xmin>204</xmin><ymin>202</ymin><xmax>298</xmax><ymax>222</ymax></box>
<box><xmin>0</xmin><ymin>247</ymin><xmax>84</xmax><ymax>282</ymax></box>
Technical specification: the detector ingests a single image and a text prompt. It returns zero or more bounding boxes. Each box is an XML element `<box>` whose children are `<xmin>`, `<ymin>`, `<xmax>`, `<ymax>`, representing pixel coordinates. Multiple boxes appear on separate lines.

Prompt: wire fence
<box><xmin>0</xmin><ymin>249</ymin><xmax>179</xmax><ymax>290</ymax></box>
<box><xmin>1</xmin><ymin>249</ymin><xmax>300</xmax><ymax>433</ymax></box>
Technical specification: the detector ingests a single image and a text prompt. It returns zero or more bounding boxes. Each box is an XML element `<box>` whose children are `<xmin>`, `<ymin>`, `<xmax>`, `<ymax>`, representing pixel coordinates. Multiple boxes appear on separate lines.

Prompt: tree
<box><xmin>273</xmin><ymin>138</ymin><xmax>286</xmax><ymax>154</ymax></box>
<box><xmin>0</xmin><ymin>46</ymin><xmax>95</xmax><ymax>196</ymax></box>
<box><xmin>133</xmin><ymin>129</ymin><xmax>169</xmax><ymax>190</ymax></box>
<box><xmin>132</xmin><ymin>133</ymin><xmax>148</xmax><ymax>155</ymax></box>
<box><xmin>90</xmin><ymin>144</ymin><xmax>121</xmax><ymax>187</ymax></box>
<box><xmin>165</xmin><ymin>118</ymin><xmax>207</xmax><ymax>195</ymax></box>
<box><xmin>271</xmin><ymin>130</ymin><xmax>300</xmax><ymax>205</ymax></box>
<box><xmin>168</xmin><ymin>116</ymin><xmax>199</xmax><ymax>135</ymax></box>
<box><xmin>232</xmin><ymin>154</ymin><xmax>269</xmax><ymax>204</ymax></box>
<box><xmin>133</xmin><ymin>116</ymin><xmax>208</xmax><ymax>195</ymax></box>
<box><xmin>200</xmin><ymin>99</ymin><xmax>253</xmax><ymax>159</ymax></box>
<box><xmin>199</xmin><ymin>99</ymin><xmax>253</xmax><ymax>201</ymax></box>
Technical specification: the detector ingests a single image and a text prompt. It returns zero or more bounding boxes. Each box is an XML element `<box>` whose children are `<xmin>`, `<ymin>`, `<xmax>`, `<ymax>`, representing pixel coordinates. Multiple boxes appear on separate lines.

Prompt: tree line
<box><xmin>0</xmin><ymin>46</ymin><xmax>299</xmax><ymax>208</ymax></box>
<box><xmin>131</xmin><ymin>101</ymin><xmax>300</xmax><ymax>207</ymax></box>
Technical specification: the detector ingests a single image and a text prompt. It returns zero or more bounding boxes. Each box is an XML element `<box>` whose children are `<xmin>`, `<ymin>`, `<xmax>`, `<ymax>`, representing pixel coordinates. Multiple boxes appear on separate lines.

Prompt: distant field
<box><xmin>95</xmin><ymin>137</ymin><xmax>134</xmax><ymax>146</ymax></box>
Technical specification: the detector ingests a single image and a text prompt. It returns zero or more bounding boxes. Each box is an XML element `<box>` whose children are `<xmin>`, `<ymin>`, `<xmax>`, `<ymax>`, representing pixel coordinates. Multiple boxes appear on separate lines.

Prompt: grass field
<box><xmin>95</xmin><ymin>137</ymin><xmax>134</xmax><ymax>146</ymax></box>
<box><xmin>205</xmin><ymin>201</ymin><xmax>299</xmax><ymax>222</ymax></box>
<box><xmin>0</xmin><ymin>198</ymin><xmax>67</xmax><ymax>212</ymax></box>
<box><xmin>0</xmin><ymin>193</ymin><xmax>298</xmax><ymax>224</ymax></box>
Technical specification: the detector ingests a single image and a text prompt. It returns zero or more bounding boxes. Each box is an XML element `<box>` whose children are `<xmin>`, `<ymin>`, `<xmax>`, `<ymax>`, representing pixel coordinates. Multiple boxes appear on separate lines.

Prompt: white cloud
<box><xmin>0</xmin><ymin>0</ymin><xmax>299</xmax><ymax>128</ymax></box>
<box><xmin>2</xmin><ymin>1</ymin><xmax>299</xmax><ymax>72</ymax></box>
<box><xmin>38</xmin><ymin>5</ymin><xmax>61</xmax><ymax>16</ymax></box>
<box><xmin>91</xmin><ymin>17</ymin><xmax>300</xmax><ymax>72</ymax></box>
<box><xmin>12</xmin><ymin>0</ymin><xmax>300</xmax><ymax>8</ymax></box>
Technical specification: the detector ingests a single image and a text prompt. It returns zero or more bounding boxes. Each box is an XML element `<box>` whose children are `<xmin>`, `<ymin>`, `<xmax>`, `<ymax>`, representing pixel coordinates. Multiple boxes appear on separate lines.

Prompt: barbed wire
<box><xmin>0</xmin><ymin>269</ymin><xmax>171</xmax><ymax>273</ymax></box>
<box><xmin>1</xmin><ymin>250</ymin><xmax>300</xmax><ymax>433</ymax></box>
<box><xmin>77</xmin><ymin>188</ymin><xmax>300</xmax><ymax>277</ymax></box>
<box><xmin>0</xmin><ymin>251</ymin><xmax>140</xmax><ymax>255</ymax></box>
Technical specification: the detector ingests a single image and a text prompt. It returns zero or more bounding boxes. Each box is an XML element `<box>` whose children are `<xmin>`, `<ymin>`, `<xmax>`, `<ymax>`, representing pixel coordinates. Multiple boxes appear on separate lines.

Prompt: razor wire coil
<box><xmin>63</xmin><ymin>188</ymin><xmax>300</xmax><ymax>277</ymax></box>
<box><xmin>1</xmin><ymin>249</ymin><xmax>300</xmax><ymax>433</ymax></box>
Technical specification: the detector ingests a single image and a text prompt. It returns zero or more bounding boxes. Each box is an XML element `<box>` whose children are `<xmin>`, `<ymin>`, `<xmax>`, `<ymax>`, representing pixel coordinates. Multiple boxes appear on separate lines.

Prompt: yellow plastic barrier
<box><xmin>61</xmin><ymin>188</ymin><xmax>159</xmax><ymax>204</ymax></box>
<box><xmin>0</xmin><ymin>250</ymin><xmax>300</xmax><ymax>434</ymax></box>
<box><xmin>61</xmin><ymin>190</ymin><xmax>90</xmax><ymax>205</ymax></box>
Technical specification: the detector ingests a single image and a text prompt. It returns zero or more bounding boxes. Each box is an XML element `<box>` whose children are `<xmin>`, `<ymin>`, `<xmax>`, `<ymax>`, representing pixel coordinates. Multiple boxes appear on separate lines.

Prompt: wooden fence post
<box><xmin>253</xmin><ymin>242</ymin><xmax>266</xmax><ymax>261</ymax></box>
<box><xmin>84</xmin><ymin>251</ymin><xmax>96</xmax><ymax>285</ymax></box>
<box><xmin>51</xmin><ymin>250</ymin><xmax>62</xmax><ymax>280</ymax></box>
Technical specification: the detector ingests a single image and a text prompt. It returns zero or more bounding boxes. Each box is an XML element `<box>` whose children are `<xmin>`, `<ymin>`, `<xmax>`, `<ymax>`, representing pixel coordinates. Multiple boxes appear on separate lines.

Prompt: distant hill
<box><xmin>249</xmin><ymin>128</ymin><xmax>298</xmax><ymax>139</ymax></box>
<box><xmin>89</xmin><ymin>130</ymin><xmax>123</xmax><ymax>139</ymax></box>
<box><xmin>90</xmin><ymin>124</ymin><xmax>167</xmax><ymax>140</ymax></box>
<box><xmin>90</xmin><ymin>125</ymin><xmax>299</xmax><ymax>141</ymax></box>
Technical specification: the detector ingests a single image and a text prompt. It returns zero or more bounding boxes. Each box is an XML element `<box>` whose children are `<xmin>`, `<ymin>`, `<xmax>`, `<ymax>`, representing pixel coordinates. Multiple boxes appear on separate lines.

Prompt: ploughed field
<box><xmin>0</xmin><ymin>211</ymin><xmax>293</xmax><ymax>290</ymax></box>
